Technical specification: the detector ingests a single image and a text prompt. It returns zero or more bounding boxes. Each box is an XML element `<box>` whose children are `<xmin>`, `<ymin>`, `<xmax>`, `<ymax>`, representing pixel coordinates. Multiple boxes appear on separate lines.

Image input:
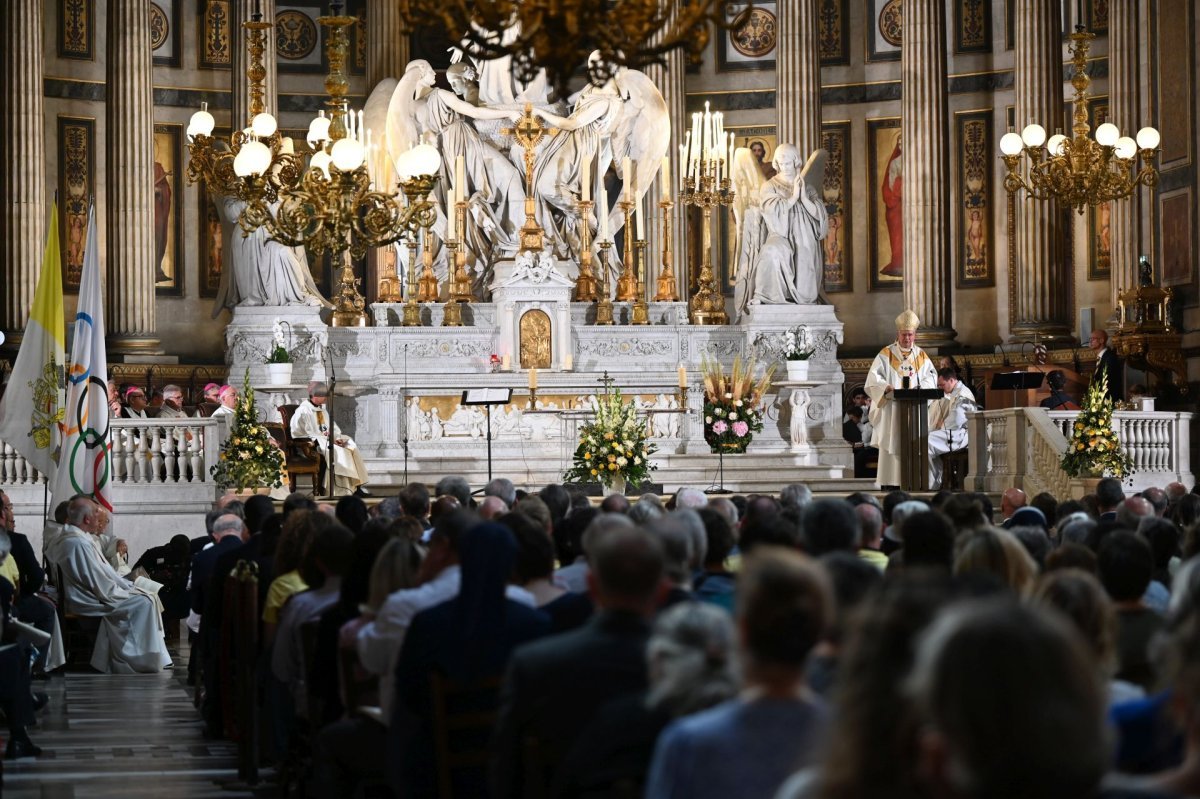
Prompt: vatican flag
<box><xmin>0</xmin><ymin>203</ymin><xmax>66</xmax><ymax>480</ymax></box>
<box><xmin>52</xmin><ymin>205</ymin><xmax>113</xmax><ymax>513</ymax></box>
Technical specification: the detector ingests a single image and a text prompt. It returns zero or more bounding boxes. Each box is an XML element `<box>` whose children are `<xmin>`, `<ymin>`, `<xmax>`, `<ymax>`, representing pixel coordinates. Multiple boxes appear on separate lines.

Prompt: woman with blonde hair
<box><xmin>365</xmin><ymin>535</ymin><xmax>423</xmax><ymax>613</ymax></box>
<box><xmin>953</xmin><ymin>527</ymin><xmax>1038</xmax><ymax>594</ymax></box>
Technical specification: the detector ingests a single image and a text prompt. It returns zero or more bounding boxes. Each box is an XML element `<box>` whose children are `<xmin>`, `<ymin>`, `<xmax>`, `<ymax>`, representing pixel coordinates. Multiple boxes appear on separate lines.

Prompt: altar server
<box><xmin>290</xmin><ymin>381</ymin><xmax>369</xmax><ymax>496</ymax></box>
<box><xmin>928</xmin><ymin>367</ymin><xmax>977</xmax><ymax>489</ymax></box>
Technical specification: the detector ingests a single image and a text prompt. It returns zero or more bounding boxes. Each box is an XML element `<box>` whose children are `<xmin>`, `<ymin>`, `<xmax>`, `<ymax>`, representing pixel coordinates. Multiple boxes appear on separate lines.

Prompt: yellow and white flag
<box><xmin>0</xmin><ymin>203</ymin><xmax>66</xmax><ymax>479</ymax></box>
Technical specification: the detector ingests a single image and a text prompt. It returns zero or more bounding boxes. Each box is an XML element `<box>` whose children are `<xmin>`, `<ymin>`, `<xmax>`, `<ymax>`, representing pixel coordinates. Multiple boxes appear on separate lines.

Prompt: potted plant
<box><xmin>700</xmin><ymin>356</ymin><xmax>775</xmax><ymax>454</ymax></box>
<box><xmin>210</xmin><ymin>370</ymin><xmax>285</xmax><ymax>493</ymax></box>
<box><xmin>265</xmin><ymin>319</ymin><xmax>293</xmax><ymax>385</ymax></box>
<box><xmin>754</xmin><ymin>326</ymin><xmax>816</xmax><ymax>381</ymax></box>
<box><xmin>1060</xmin><ymin>370</ymin><xmax>1133</xmax><ymax>480</ymax></box>
<box><xmin>564</xmin><ymin>386</ymin><xmax>657</xmax><ymax>495</ymax></box>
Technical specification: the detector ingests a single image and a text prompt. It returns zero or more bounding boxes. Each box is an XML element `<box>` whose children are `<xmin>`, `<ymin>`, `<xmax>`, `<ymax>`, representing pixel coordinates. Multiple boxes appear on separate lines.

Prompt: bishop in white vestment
<box><xmin>290</xmin><ymin>382</ymin><xmax>368</xmax><ymax>496</ymax></box>
<box><xmin>864</xmin><ymin>310</ymin><xmax>939</xmax><ymax>489</ymax></box>
<box><xmin>928</xmin><ymin>369</ymin><xmax>977</xmax><ymax>489</ymax></box>
<box><xmin>46</xmin><ymin>498</ymin><xmax>171</xmax><ymax>674</ymax></box>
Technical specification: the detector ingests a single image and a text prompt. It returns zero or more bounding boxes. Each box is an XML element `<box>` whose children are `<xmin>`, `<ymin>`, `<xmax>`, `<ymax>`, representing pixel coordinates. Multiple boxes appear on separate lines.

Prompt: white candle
<box><xmin>446</xmin><ymin>190</ymin><xmax>456</xmax><ymax>240</ymax></box>
<box><xmin>599</xmin><ymin>186</ymin><xmax>610</xmax><ymax>239</ymax></box>
<box><xmin>635</xmin><ymin>194</ymin><xmax>645</xmax><ymax>239</ymax></box>
<box><xmin>703</xmin><ymin>103</ymin><xmax>711</xmax><ymax>158</ymax></box>
<box><xmin>661</xmin><ymin>156</ymin><xmax>670</xmax><ymax>200</ymax></box>
<box><xmin>563</xmin><ymin>354</ymin><xmax>573</xmax><ymax>371</ymax></box>
<box><xmin>502</xmin><ymin>353</ymin><xmax>511</xmax><ymax>371</ymax></box>
<box><xmin>581</xmin><ymin>159</ymin><xmax>590</xmax><ymax>202</ymax></box>
<box><xmin>715</xmin><ymin>152</ymin><xmax>721</xmax><ymax>185</ymax></box>
<box><xmin>622</xmin><ymin>157</ymin><xmax>633</xmax><ymax>200</ymax></box>
<box><xmin>358</xmin><ymin>110</ymin><xmax>364</xmax><ymax>143</ymax></box>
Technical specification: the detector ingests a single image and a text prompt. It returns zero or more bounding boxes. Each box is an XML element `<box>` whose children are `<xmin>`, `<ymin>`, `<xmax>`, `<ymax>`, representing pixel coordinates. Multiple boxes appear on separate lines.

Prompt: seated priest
<box><xmin>290</xmin><ymin>381</ymin><xmax>369</xmax><ymax>497</ymax></box>
<box><xmin>928</xmin><ymin>367</ymin><xmax>977</xmax><ymax>489</ymax></box>
<box><xmin>46</xmin><ymin>496</ymin><xmax>172</xmax><ymax>674</ymax></box>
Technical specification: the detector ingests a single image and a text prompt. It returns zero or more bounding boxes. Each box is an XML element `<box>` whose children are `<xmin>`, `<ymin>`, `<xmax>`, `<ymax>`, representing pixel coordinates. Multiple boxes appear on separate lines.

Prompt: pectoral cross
<box><xmin>502</xmin><ymin>103</ymin><xmax>557</xmax><ymax>252</ymax></box>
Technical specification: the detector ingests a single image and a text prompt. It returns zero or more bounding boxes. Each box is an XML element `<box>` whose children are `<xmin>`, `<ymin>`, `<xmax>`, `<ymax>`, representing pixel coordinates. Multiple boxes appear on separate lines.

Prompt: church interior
<box><xmin>1</xmin><ymin>0</ymin><xmax>1200</xmax><ymax>795</ymax></box>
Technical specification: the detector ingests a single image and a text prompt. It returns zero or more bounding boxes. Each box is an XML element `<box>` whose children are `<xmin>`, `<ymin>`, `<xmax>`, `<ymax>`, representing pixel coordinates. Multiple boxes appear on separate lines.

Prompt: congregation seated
<box><xmin>0</xmin><ymin>489</ymin><xmax>65</xmax><ymax>674</ymax></box>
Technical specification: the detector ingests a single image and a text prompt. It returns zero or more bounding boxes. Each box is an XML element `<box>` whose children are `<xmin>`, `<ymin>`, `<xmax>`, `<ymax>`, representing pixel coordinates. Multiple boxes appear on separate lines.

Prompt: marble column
<box><xmin>1011</xmin><ymin>0</ymin><xmax>1070</xmax><ymax>342</ymax></box>
<box><xmin>901</xmin><ymin>0</ymin><xmax>957</xmax><ymax>344</ymax></box>
<box><xmin>775</xmin><ymin>0</ymin><xmax>822</xmax><ymax>156</ymax></box>
<box><xmin>106</xmin><ymin>0</ymin><xmax>159</xmax><ymax>353</ymax></box>
<box><xmin>232</xmin><ymin>0</ymin><xmax>278</xmax><ymax>129</ymax></box>
<box><xmin>643</xmin><ymin>45</ymin><xmax>688</xmax><ymax>306</ymax></box>
<box><xmin>0</xmin><ymin>0</ymin><xmax>46</xmax><ymax>346</ymax></box>
<box><xmin>367</xmin><ymin>0</ymin><xmax>410</xmax><ymax>85</ymax></box>
<box><xmin>1108</xmin><ymin>0</ymin><xmax>1139</xmax><ymax>316</ymax></box>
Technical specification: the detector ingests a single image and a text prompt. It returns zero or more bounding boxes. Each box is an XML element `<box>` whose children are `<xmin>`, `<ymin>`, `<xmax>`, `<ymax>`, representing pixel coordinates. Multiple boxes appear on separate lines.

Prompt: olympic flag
<box><xmin>52</xmin><ymin>205</ymin><xmax>113</xmax><ymax>512</ymax></box>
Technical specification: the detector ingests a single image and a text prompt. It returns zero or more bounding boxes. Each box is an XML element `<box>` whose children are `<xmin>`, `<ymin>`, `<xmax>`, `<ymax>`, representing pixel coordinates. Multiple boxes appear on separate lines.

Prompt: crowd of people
<box><xmin>106</xmin><ymin>381</ymin><xmax>236</xmax><ymax>419</ymax></box>
<box><xmin>6</xmin><ymin>475</ymin><xmax>1200</xmax><ymax>799</ymax></box>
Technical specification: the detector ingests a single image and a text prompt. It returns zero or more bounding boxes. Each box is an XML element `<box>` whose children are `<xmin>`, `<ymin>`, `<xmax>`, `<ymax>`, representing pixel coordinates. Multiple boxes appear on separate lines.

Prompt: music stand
<box><xmin>891</xmin><ymin>388</ymin><xmax>942</xmax><ymax>491</ymax></box>
<box><xmin>989</xmin><ymin>371</ymin><xmax>1044</xmax><ymax>410</ymax></box>
<box><xmin>462</xmin><ymin>388</ymin><xmax>513</xmax><ymax>484</ymax></box>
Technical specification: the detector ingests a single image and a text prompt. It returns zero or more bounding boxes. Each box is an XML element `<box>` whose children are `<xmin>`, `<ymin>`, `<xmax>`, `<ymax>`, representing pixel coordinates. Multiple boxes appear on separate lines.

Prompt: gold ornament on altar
<box><xmin>999</xmin><ymin>26</ymin><xmax>1160</xmax><ymax>211</ymax></box>
<box><xmin>502</xmin><ymin>103</ymin><xmax>557</xmax><ymax>254</ymax></box>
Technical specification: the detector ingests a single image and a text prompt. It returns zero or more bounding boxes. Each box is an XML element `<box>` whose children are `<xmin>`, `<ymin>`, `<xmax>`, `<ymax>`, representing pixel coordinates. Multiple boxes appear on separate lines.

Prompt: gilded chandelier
<box><xmin>1000</xmin><ymin>26</ymin><xmax>1160</xmax><ymax>212</ymax></box>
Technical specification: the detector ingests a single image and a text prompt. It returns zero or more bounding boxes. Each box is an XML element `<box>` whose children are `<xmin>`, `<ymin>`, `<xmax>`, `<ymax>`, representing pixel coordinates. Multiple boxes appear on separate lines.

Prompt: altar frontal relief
<box><xmin>868</xmin><ymin>118</ymin><xmax>902</xmax><ymax>290</ymax></box>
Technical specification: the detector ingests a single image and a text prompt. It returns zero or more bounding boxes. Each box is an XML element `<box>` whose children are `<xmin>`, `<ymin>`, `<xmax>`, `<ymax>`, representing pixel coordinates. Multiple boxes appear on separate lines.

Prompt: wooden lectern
<box><xmin>892</xmin><ymin>388</ymin><xmax>943</xmax><ymax>491</ymax></box>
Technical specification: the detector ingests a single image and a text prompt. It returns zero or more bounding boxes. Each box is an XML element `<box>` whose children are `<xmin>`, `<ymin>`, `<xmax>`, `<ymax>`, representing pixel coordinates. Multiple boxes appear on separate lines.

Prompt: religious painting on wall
<box><xmin>57</xmin><ymin>116</ymin><xmax>95</xmax><ymax>293</ymax></box>
<box><xmin>866</xmin><ymin>0</ymin><xmax>901</xmax><ymax>62</ymax></box>
<box><xmin>1159</xmin><ymin>188</ymin><xmax>1194</xmax><ymax>288</ymax></box>
<box><xmin>821</xmin><ymin>122</ymin><xmax>852</xmax><ymax>293</ymax></box>
<box><xmin>59</xmin><ymin>0</ymin><xmax>94</xmax><ymax>60</ymax></box>
<box><xmin>733</xmin><ymin>132</ymin><xmax>779</xmax><ymax>182</ymax></box>
<box><xmin>1155</xmin><ymin>0</ymin><xmax>1193</xmax><ymax>170</ymax></box>
<box><xmin>150</xmin><ymin>0</ymin><xmax>181</xmax><ymax>67</ymax></box>
<box><xmin>198</xmin><ymin>185</ymin><xmax>224</xmax><ymax>299</ymax></box>
<box><xmin>198</xmin><ymin>0</ymin><xmax>232</xmax><ymax>69</ymax></box>
<box><xmin>153</xmin><ymin>124</ymin><xmax>184</xmax><ymax>297</ymax></box>
<box><xmin>819</xmin><ymin>0</ymin><xmax>851</xmax><ymax>65</ymax></box>
<box><xmin>1086</xmin><ymin>0</ymin><xmax>1108</xmax><ymax>33</ymax></box>
<box><xmin>718</xmin><ymin>0</ymin><xmax>778</xmax><ymax>71</ymax></box>
<box><xmin>867</xmin><ymin>118</ymin><xmax>903</xmax><ymax>291</ymax></box>
<box><xmin>955</xmin><ymin>0</ymin><xmax>992</xmax><ymax>53</ymax></box>
<box><xmin>276</xmin><ymin>2</ymin><xmax>328</xmax><ymax>74</ymax></box>
<box><xmin>956</xmin><ymin>110</ymin><xmax>994</xmax><ymax>288</ymax></box>
<box><xmin>1087</xmin><ymin>98</ymin><xmax>1112</xmax><ymax>281</ymax></box>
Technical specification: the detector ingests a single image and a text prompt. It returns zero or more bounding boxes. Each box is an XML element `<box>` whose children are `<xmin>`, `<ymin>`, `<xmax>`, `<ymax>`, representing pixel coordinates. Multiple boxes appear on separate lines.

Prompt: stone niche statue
<box><xmin>735</xmin><ymin>145</ymin><xmax>829</xmax><ymax>315</ymax></box>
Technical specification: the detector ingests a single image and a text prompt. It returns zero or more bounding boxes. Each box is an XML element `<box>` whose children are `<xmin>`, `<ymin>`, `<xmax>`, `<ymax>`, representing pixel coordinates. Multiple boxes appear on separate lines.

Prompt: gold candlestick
<box><xmin>402</xmin><ymin>239</ymin><xmax>421</xmax><ymax>326</ymax></box>
<box><xmin>654</xmin><ymin>198</ymin><xmax>680</xmax><ymax>302</ymax></box>
<box><xmin>631</xmin><ymin>240</ymin><xmax>649</xmax><ymax>325</ymax></box>
<box><xmin>448</xmin><ymin>199</ymin><xmax>473</xmax><ymax>303</ymax></box>
<box><xmin>442</xmin><ymin>239</ymin><xmax>464</xmax><ymax>327</ymax></box>
<box><xmin>615</xmin><ymin>198</ymin><xmax>638</xmax><ymax>301</ymax></box>
<box><xmin>417</xmin><ymin>228</ymin><xmax>439</xmax><ymax>302</ymax></box>
<box><xmin>595</xmin><ymin>240</ymin><xmax>615</xmax><ymax>325</ymax></box>
<box><xmin>574</xmin><ymin>198</ymin><xmax>599</xmax><ymax>302</ymax></box>
<box><xmin>682</xmin><ymin>170</ymin><xmax>732</xmax><ymax>325</ymax></box>
<box><xmin>376</xmin><ymin>243</ymin><xmax>402</xmax><ymax>303</ymax></box>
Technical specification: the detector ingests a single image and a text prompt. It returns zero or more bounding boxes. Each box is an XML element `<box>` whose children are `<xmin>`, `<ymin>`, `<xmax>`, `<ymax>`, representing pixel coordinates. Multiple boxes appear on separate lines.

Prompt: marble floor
<box><xmin>3</xmin><ymin>639</ymin><xmax>263</xmax><ymax>798</ymax></box>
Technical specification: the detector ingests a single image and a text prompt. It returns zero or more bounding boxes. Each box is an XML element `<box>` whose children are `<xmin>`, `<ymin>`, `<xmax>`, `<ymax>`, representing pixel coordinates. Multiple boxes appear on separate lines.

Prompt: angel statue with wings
<box><xmin>736</xmin><ymin>144</ymin><xmax>829</xmax><ymax>315</ymax></box>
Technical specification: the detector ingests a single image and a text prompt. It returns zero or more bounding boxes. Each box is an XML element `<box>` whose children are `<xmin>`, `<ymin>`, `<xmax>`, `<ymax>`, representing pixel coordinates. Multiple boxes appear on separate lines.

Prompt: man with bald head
<box><xmin>1000</xmin><ymin>488</ymin><xmax>1027</xmax><ymax>523</ymax></box>
<box><xmin>1117</xmin><ymin>496</ymin><xmax>1154</xmax><ymax>531</ymax></box>
<box><xmin>190</xmin><ymin>513</ymin><xmax>246</xmax><ymax>625</ymax></box>
<box><xmin>290</xmin><ymin>381</ymin><xmax>369</xmax><ymax>496</ymax></box>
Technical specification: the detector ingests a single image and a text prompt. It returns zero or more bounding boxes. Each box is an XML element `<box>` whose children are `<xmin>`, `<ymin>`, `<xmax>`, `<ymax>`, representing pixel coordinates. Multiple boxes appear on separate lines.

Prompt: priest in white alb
<box><xmin>290</xmin><ymin>381</ymin><xmax>369</xmax><ymax>496</ymax></box>
<box><xmin>928</xmin><ymin>367</ymin><xmax>977</xmax><ymax>489</ymax></box>
<box><xmin>864</xmin><ymin>310</ymin><xmax>939</xmax><ymax>489</ymax></box>
<box><xmin>46</xmin><ymin>496</ymin><xmax>172</xmax><ymax>674</ymax></box>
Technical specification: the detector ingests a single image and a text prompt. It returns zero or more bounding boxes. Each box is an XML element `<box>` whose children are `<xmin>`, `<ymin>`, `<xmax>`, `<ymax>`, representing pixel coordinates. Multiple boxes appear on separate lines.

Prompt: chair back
<box><xmin>430</xmin><ymin>672</ymin><xmax>504</xmax><ymax>799</ymax></box>
<box><xmin>278</xmin><ymin>405</ymin><xmax>300</xmax><ymax>442</ymax></box>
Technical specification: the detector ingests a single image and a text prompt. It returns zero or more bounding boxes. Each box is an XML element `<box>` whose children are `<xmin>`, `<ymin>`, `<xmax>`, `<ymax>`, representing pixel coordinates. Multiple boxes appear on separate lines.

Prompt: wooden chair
<box><xmin>52</xmin><ymin>564</ymin><xmax>100</xmax><ymax>668</ymax></box>
<box><xmin>430</xmin><ymin>672</ymin><xmax>504</xmax><ymax>799</ymax></box>
<box><xmin>941</xmin><ymin>449</ymin><xmax>970</xmax><ymax>491</ymax></box>
<box><xmin>277</xmin><ymin>404</ymin><xmax>324</xmax><ymax>493</ymax></box>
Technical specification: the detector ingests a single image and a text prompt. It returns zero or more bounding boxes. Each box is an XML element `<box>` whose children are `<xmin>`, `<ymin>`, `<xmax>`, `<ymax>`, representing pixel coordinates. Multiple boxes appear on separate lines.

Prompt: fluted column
<box><xmin>1012</xmin><ymin>0</ymin><xmax>1070</xmax><ymax>341</ymax></box>
<box><xmin>901</xmin><ymin>0</ymin><xmax>956</xmax><ymax>344</ymax></box>
<box><xmin>106</xmin><ymin>0</ymin><xmax>159</xmax><ymax>353</ymax></box>
<box><xmin>776</xmin><ymin>0</ymin><xmax>822</xmax><ymax>155</ymax></box>
<box><xmin>367</xmin><ymin>0</ymin><xmax>409</xmax><ymax>84</ymax></box>
<box><xmin>0</xmin><ymin>0</ymin><xmax>46</xmax><ymax>346</ymax></box>
<box><xmin>232</xmin><ymin>0</ymin><xmax>278</xmax><ymax>129</ymax></box>
<box><xmin>643</xmin><ymin>45</ymin><xmax>688</xmax><ymax>306</ymax></box>
<box><xmin>1108</xmin><ymin>0</ymin><xmax>1139</xmax><ymax>315</ymax></box>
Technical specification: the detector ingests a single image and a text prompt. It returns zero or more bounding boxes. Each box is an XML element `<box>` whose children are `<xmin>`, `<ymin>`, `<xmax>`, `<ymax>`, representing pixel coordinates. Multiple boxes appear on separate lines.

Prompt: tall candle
<box><xmin>563</xmin><ymin>354</ymin><xmax>573</xmax><ymax>371</ymax></box>
<box><xmin>455</xmin><ymin>155</ymin><xmax>465</xmax><ymax>201</ymax></box>
<box><xmin>446</xmin><ymin>190</ymin><xmax>456</xmax><ymax>240</ymax></box>
<box><xmin>678</xmin><ymin>364</ymin><xmax>687</xmax><ymax>388</ymax></box>
<box><xmin>622</xmin><ymin>157</ymin><xmax>633</xmax><ymax>200</ymax></box>
<box><xmin>635</xmin><ymin>194</ymin><xmax>645</xmax><ymax>239</ymax></box>
<box><xmin>661</xmin><ymin>156</ymin><xmax>670</xmax><ymax>200</ymax></box>
<box><xmin>502</xmin><ymin>353</ymin><xmax>511</xmax><ymax>371</ymax></box>
<box><xmin>599</xmin><ymin>186</ymin><xmax>610</xmax><ymax>239</ymax></box>
<box><xmin>581</xmin><ymin>159</ymin><xmax>590</xmax><ymax>202</ymax></box>
<box><xmin>529</xmin><ymin>368</ymin><xmax>538</xmax><ymax>391</ymax></box>
<box><xmin>358</xmin><ymin>110</ymin><xmax>365</xmax><ymax>143</ymax></box>
<box><xmin>703</xmin><ymin>102</ymin><xmax>711</xmax><ymax>157</ymax></box>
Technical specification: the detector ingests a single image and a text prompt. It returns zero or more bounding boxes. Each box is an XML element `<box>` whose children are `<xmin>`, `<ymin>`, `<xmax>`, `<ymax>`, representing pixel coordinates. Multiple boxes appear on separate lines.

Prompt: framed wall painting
<box><xmin>866</xmin><ymin>0</ymin><xmax>901</xmax><ymax>62</ymax></box>
<box><xmin>867</xmin><ymin>118</ymin><xmax>903</xmax><ymax>291</ymax></box>
<box><xmin>57</xmin><ymin>116</ymin><xmax>96</xmax><ymax>293</ymax></box>
<box><xmin>955</xmin><ymin>110</ymin><xmax>994</xmax><ymax>288</ymax></box>
<box><xmin>153</xmin><ymin>124</ymin><xmax>185</xmax><ymax>297</ymax></box>
<box><xmin>1086</xmin><ymin>97</ymin><xmax>1112</xmax><ymax>281</ymax></box>
<box><xmin>198</xmin><ymin>185</ymin><xmax>224</xmax><ymax>299</ymax></box>
<box><xmin>1154</xmin><ymin>0</ymin><xmax>1193</xmax><ymax>169</ymax></box>
<box><xmin>59</xmin><ymin>0</ymin><xmax>94</xmax><ymax>60</ymax></box>
<box><xmin>955</xmin><ymin>0</ymin><xmax>992</xmax><ymax>53</ymax></box>
<box><xmin>1086</xmin><ymin>0</ymin><xmax>1109</xmax><ymax>34</ymax></box>
<box><xmin>276</xmin><ymin>2</ymin><xmax>329</xmax><ymax>74</ymax></box>
<box><xmin>717</xmin><ymin>0</ymin><xmax>778</xmax><ymax>72</ymax></box>
<box><xmin>198</xmin><ymin>0</ymin><xmax>232</xmax><ymax>69</ymax></box>
<box><xmin>819</xmin><ymin>0</ymin><xmax>851</xmax><ymax>66</ymax></box>
<box><xmin>1159</xmin><ymin>187</ymin><xmax>1194</xmax><ymax>288</ymax></box>
<box><xmin>150</xmin><ymin>0</ymin><xmax>182</xmax><ymax>67</ymax></box>
<box><xmin>821</xmin><ymin>121</ymin><xmax>852</xmax><ymax>293</ymax></box>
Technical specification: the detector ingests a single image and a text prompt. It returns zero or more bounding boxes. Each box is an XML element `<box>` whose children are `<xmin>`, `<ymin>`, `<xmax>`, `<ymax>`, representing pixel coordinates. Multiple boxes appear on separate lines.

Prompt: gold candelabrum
<box><xmin>377</xmin><ymin>242</ymin><xmax>402</xmax><ymax>304</ymax></box>
<box><xmin>654</xmin><ymin>198</ymin><xmax>680</xmax><ymax>302</ymax></box>
<box><xmin>417</xmin><ymin>229</ymin><xmax>440</xmax><ymax>302</ymax></box>
<box><xmin>574</xmin><ymin>198</ymin><xmax>599</xmax><ymax>302</ymax></box>
<box><xmin>631</xmin><ymin>240</ymin><xmax>650</xmax><ymax>325</ymax></box>
<box><xmin>595</xmin><ymin>241</ymin><xmax>615</xmax><ymax>325</ymax></box>
<box><xmin>681</xmin><ymin>170</ymin><xmax>733</xmax><ymax>325</ymax></box>
<box><xmin>401</xmin><ymin>238</ymin><xmax>421</xmax><ymax>326</ymax></box>
<box><xmin>615</xmin><ymin>198</ymin><xmax>639</xmax><ymax>301</ymax></box>
<box><xmin>1000</xmin><ymin>26</ymin><xmax>1160</xmax><ymax>211</ymax></box>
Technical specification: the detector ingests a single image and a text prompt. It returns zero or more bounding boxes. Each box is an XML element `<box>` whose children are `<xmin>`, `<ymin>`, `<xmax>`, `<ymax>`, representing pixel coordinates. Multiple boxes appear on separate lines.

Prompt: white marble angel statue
<box><xmin>731</xmin><ymin>146</ymin><xmax>766</xmax><ymax>315</ymax></box>
<box><xmin>736</xmin><ymin>144</ymin><xmax>828</xmax><ymax>314</ymax></box>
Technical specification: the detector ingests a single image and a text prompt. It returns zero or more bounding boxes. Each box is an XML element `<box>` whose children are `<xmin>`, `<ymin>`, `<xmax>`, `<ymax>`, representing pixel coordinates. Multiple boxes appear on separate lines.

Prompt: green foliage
<box><xmin>209</xmin><ymin>369</ymin><xmax>284</xmax><ymax>490</ymax></box>
<box><xmin>1060</xmin><ymin>370</ymin><xmax>1134</xmax><ymax>478</ymax></box>
<box><xmin>563</xmin><ymin>387</ymin><xmax>657</xmax><ymax>488</ymax></box>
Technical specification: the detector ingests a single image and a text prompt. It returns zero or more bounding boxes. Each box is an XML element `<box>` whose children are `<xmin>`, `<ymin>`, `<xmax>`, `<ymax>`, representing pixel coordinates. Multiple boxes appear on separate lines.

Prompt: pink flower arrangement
<box><xmin>732</xmin><ymin>420</ymin><xmax>749</xmax><ymax>437</ymax></box>
<box><xmin>711</xmin><ymin>420</ymin><xmax>729</xmax><ymax>434</ymax></box>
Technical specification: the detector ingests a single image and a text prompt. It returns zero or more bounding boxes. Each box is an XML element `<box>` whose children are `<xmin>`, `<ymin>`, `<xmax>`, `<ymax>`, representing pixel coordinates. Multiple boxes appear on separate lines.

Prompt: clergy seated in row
<box><xmin>864</xmin><ymin>309</ymin><xmax>939</xmax><ymax>489</ymax></box>
<box><xmin>43</xmin><ymin>499</ymin><xmax>131</xmax><ymax>578</ymax></box>
<box><xmin>290</xmin><ymin>381</ymin><xmax>369</xmax><ymax>497</ymax></box>
<box><xmin>45</xmin><ymin>496</ymin><xmax>172</xmax><ymax>674</ymax></box>
<box><xmin>211</xmin><ymin>385</ymin><xmax>237</xmax><ymax>419</ymax></box>
<box><xmin>927</xmin><ymin>367</ymin><xmax>976</xmax><ymax>490</ymax></box>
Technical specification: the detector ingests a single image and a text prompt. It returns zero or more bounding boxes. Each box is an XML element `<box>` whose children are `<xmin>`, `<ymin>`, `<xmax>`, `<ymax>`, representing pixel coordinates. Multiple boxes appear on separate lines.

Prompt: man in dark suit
<box><xmin>1089</xmin><ymin>329</ymin><xmax>1123</xmax><ymax>402</ymax></box>
<box><xmin>1097</xmin><ymin>477</ymin><xmax>1125</xmax><ymax>522</ymax></box>
<box><xmin>190</xmin><ymin>513</ymin><xmax>245</xmax><ymax>619</ymax></box>
<box><xmin>0</xmin><ymin>489</ymin><xmax>63</xmax><ymax>673</ymax></box>
<box><xmin>491</xmin><ymin>526</ymin><xmax>665</xmax><ymax>799</ymax></box>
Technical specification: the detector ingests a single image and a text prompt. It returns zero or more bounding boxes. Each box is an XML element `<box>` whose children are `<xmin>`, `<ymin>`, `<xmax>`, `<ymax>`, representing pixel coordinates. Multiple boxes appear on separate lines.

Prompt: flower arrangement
<box><xmin>210</xmin><ymin>369</ymin><xmax>285</xmax><ymax>491</ymax></box>
<box><xmin>1060</xmin><ymin>370</ymin><xmax>1133</xmax><ymax>479</ymax></box>
<box><xmin>701</xmin><ymin>356</ymin><xmax>775</xmax><ymax>453</ymax></box>
<box><xmin>267</xmin><ymin>319</ymin><xmax>292</xmax><ymax>364</ymax></box>
<box><xmin>563</xmin><ymin>386</ymin><xmax>656</xmax><ymax>489</ymax></box>
<box><xmin>754</xmin><ymin>326</ymin><xmax>816</xmax><ymax>361</ymax></box>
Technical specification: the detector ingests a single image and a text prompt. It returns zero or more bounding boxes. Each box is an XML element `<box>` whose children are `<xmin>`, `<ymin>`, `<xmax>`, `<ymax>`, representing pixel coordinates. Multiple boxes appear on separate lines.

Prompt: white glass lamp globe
<box><xmin>233</xmin><ymin>140</ymin><xmax>272</xmax><ymax>177</ymax></box>
<box><xmin>1095</xmin><ymin>123</ymin><xmax>1120</xmax><ymax>147</ymax></box>
<box><xmin>307</xmin><ymin>115</ymin><xmax>331</xmax><ymax>147</ymax></box>
<box><xmin>330</xmin><ymin>138</ymin><xmax>365</xmax><ymax>172</ymax></box>
<box><xmin>189</xmin><ymin>106</ymin><xmax>216</xmax><ymax>138</ymax></box>
<box><xmin>1115</xmin><ymin>137</ymin><xmax>1138</xmax><ymax>159</ymax></box>
<box><xmin>309</xmin><ymin>151</ymin><xmax>332</xmax><ymax>178</ymax></box>
<box><xmin>1000</xmin><ymin>132</ymin><xmax>1024</xmax><ymax>156</ymax></box>
<box><xmin>398</xmin><ymin>144</ymin><xmax>442</xmax><ymax>180</ymax></box>
<box><xmin>251</xmin><ymin>113</ymin><xmax>278</xmax><ymax>138</ymax></box>
<box><xmin>1021</xmin><ymin>123</ymin><xmax>1047</xmax><ymax>148</ymax></box>
<box><xmin>1046</xmin><ymin>134</ymin><xmax>1068</xmax><ymax>156</ymax></box>
<box><xmin>1136</xmin><ymin>127</ymin><xmax>1161</xmax><ymax>150</ymax></box>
